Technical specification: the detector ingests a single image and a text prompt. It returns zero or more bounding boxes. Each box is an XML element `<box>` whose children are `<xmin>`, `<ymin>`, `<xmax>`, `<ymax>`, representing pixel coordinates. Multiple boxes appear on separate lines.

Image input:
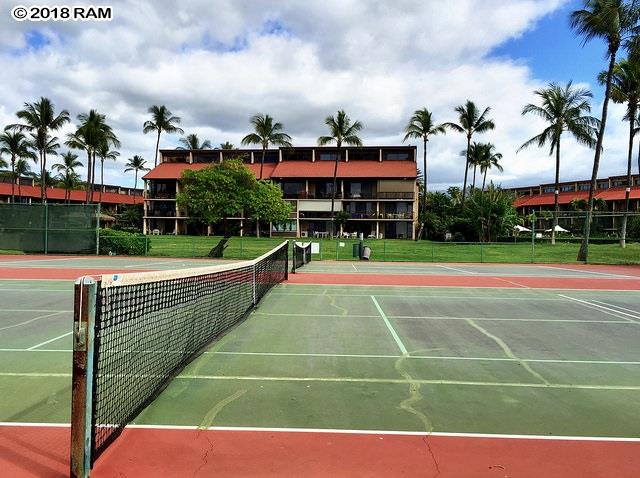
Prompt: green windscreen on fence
<box><xmin>0</xmin><ymin>203</ymin><xmax>99</xmax><ymax>254</ymax></box>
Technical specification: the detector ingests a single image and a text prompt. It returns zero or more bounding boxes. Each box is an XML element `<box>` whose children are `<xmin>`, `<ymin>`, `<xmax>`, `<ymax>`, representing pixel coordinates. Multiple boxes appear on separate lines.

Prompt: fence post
<box><xmin>144</xmin><ymin>236</ymin><xmax>149</xmax><ymax>256</ymax></box>
<box><xmin>531</xmin><ymin>212</ymin><xmax>536</xmax><ymax>263</ymax></box>
<box><xmin>431</xmin><ymin>242</ymin><xmax>435</xmax><ymax>262</ymax></box>
<box><xmin>480</xmin><ymin>242</ymin><xmax>484</xmax><ymax>263</ymax></box>
<box><xmin>44</xmin><ymin>203</ymin><xmax>49</xmax><ymax>255</ymax></box>
<box><xmin>383</xmin><ymin>240</ymin><xmax>386</xmax><ymax>262</ymax></box>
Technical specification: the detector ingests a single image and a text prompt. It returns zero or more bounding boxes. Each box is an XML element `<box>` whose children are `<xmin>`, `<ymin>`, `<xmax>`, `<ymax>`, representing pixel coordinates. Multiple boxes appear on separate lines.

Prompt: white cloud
<box><xmin>3</xmin><ymin>0</ymin><xmax>628</xmax><ymax>190</ymax></box>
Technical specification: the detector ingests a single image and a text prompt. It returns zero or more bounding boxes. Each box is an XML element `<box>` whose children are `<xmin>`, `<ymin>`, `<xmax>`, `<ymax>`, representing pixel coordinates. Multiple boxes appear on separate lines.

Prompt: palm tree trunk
<box><xmin>86</xmin><ymin>150</ymin><xmax>92</xmax><ymax>204</ymax></box>
<box><xmin>90</xmin><ymin>151</ymin><xmax>97</xmax><ymax>204</ymax></box>
<box><xmin>620</xmin><ymin>101</ymin><xmax>636</xmax><ymax>248</ymax></box>
<box><xmin>482</xmin><ymin>169</ymin><xmax>488</xmax><ymax>191</ymax></box>
<box><xmin>41</xmin><ymin>149</ymin><xmax>46</xmax><ymax>202</ymax></box>
<box><xmin>260</xmin><ymin>147</ymin><xmax>265</xmax><ymax>180</ymax></box>
<box><xmin>421</xmin><ymin>137</ymin><xmax>428</xmax><ymax>239</ymax></box>
<box><xmin>134</xmin><ymin>170</ymin><xmax>138</xmax><ymax>191</ymax></box>
<box><xmin>154</xmin><ymin>130</ymin><xmax>161</xmax><ymax>167</ymax></box>
<box><xmin>471</xmin><ymin>165</ymin><xmax>477</xmax><ymax>191</ymax></box>
<box><xmin>99</xmin><ymin>158</ymin><xmax>104</xmax><ymax>205</ymax></box>
<box><xmin>330</xmin><ymin>145</ymin><xmax>341</xmax><ymax>238</ymax></box>
<box><xmin>10</xmin><ymin>156</ymin><xmax>15</xmax><ymax>203</ymax></box>
<box><xmin>578</xmin><ymin>50</ymin><xmax>617</xmax><ymax>262</ymax></box>
<box><xmin>461</xmin><ymin>135</ymin><xmax>471</xmax><ymax>205</ymax></box>
<box><xmin>552</xmin><ymin>140</ymin><xmax>561</xmax><ymax>246</ymax></box>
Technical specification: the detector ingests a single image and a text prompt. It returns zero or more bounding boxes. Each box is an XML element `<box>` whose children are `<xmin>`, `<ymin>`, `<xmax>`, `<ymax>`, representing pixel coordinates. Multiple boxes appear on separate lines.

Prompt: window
<box><xmin>282</xmin><ymin>150</ymin><xmax>312</xmax><ymax>162</ymax></box>
<box><xmin>319</xmin><ymin>152</ymin><xmax>340</xmax><ymax>161</ymax></box>
<box><xmin>613</xmin><ymin>180</ymin><xmax>625</xmax><ymax>187</ymax></box>
<box><xmin>192</xmin><ymin>153</ymin><xmax>219</xmax><ymax>164</ymax></box>
<box><xmin>349</xmin><ymin>149</ymin><xmax>378</xmax><ymax>161</ymax></box>
<box><xmin>282</xmin><ymin>182</ymin><xmax>305</xmax><ymax>198</ymax></box>
<box><xmin>263</xmin><ymin>151</ymin><xmax>279</xmax><ymax>163</ymax></box>
<box><xmin>578</xmin><ymin>184</ymin><xmax>590</xmax><ymax>191</ymax></box>
<box><xmin>598</xmin><ymin>182</ymin><xmax>610</xmax><ymax>189</ymax></box>
<box><xmin>560</xmin><ymin>185</ymin><xmax>575</xmax><ymax>192</ymax></box>
<box><xmin>543</xmin><ymin>187</ymin><xmax>554</xmax><ymax>193</ymax></box>
<box><xmin>383</xmin><ymin>151</ymin><xmax>410</xmax><ymax>161</ymax></box>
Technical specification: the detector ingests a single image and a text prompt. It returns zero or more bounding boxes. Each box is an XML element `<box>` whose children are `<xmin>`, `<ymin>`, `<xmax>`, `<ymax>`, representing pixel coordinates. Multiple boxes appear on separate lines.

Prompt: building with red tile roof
<box><xmin>142</xmin><ymin>146</ymin><xmax>418</xmax><ymax>239</ymax></box>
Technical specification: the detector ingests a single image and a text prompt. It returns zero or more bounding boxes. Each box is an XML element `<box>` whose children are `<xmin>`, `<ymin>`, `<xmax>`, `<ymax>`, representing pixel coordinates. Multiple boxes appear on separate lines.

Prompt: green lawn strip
<box><xmin>146</xmin><ymin>235</ymin><xmax>640</xmax><ymax>264</ymax></box>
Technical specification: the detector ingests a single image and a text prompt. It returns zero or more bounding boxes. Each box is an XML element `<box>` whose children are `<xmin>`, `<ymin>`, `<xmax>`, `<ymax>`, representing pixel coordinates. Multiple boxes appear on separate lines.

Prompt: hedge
<box><xmin>99</xmin><ymin>228</ymin><xmax>149</xmax><ymax>256</ymax></box>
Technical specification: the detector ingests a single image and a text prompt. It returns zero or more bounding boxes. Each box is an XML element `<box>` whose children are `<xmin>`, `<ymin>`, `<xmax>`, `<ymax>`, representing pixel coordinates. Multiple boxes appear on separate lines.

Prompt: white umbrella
<box><xmin>514</xmin><ymin>225</ymin><xmax>531</xmax><ymax>232</ymax></box>
<box><xmin>545</xmin><ymin>225</ymin><xmax>569</xmax><ymax>233</ymax></box>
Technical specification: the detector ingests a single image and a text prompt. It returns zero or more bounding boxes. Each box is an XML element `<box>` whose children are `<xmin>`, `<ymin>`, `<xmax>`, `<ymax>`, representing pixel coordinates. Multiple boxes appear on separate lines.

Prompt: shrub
<box><xmin>99</xmin><ymin>228</ymin><xmax>149</xmax><ymax>256</ymax></box>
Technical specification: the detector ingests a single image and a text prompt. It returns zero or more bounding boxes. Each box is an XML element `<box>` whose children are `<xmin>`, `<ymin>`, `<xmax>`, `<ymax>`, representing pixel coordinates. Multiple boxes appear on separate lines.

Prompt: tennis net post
<box><xmin>70</xmin><ymin>276</ymin><xmax>98</xmax><ymax>478</ymax></box>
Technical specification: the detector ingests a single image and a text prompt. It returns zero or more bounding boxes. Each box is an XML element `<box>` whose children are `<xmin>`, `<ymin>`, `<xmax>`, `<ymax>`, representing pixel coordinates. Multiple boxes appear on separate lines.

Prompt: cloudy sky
<box><xmin>0</xmin><ymin>0</ymin><xmax>632</xmax><ymax>189</ymax></box>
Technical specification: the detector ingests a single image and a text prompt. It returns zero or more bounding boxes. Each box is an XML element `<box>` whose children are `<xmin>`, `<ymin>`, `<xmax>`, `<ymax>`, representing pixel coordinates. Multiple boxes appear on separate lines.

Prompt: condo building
<box><xmin>142</xmin><ymin>146</ymin><xmax>419</xmax><ymax>239</ymax></box>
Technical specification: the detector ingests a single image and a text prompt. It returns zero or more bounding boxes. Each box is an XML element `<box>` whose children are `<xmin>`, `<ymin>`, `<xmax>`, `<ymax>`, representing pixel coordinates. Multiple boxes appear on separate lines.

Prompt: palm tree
<box><xmin>33</xmin><ymin>170</ymin><xmax>56</xmax><ymax>189</ymax></box>
<box><xmin>571</xmin><ymin>0</ymin><xmax>639</xmax><ymax>261</ymax></box>
<box><xmin>478</xmin><ymin>143</ymin><xmax>504</xmax><ymax>191</ymax></box>
<box><xmin>241</xmin><ymin>113</ymin><xmax>293</xmax><ymax>180</ymax></box>
<box><xmin>218</xmin><ymin>141</ymin><xmax>235</xmax><ymax>150</ymax></box>
<box><xmin>14</xmin><ymin>158</ymin><xmax>32</xmax><ymax>200</ymax></box>
<box><xmin>143</xmin><ymin>105</ymin><xmax>184</xmax><ymax>167</ymax></box>
<box><xmin>463</xmin><ymin>142</ymin><xmax>485</xmax><ymax>192</ymax></box>
<box><xmin>0</xmin><ymin>130</ymin><xmax>36</xmax><ymax>202</ymax></box>
<box><xmin>56</xmin><ymin>170</ymin><xmax>81</xmax><ymax>203</ymax></box>
<box><xmin>0</xmin><ymin>156</ymin><xmax>7</xmax><ymax>171</ymax></box>
<box><xmin>7</xmin><ymin>97</ymin><xmax>70</xmax><ymax>201</ymax></box>
<box><xmin>178</xmin><ymin>133</ymin><xmax>212</xmax><ymax>150</ymax></box>
<box><xmin>317</xmin><ymin>110</ymin><xmax>364</xmax><ymax>237</ymax></box>
<box><xmin>52</xmin><ymin>151</ymin><xmax>82</xmax><ymax>175</ymax></box>
<box><xmin>124</xmin><ymin>155</ymin><xmax>150</xmax><ymax>191</ymax></box>
<box><xmin>444</xmin><ymin>100</ymin><xmax>495</xmax><ymax>204</ymax></box>
<box><xmin>518</xmin><ymin>81</ymin><xmax>599</xmax><ymax>244</ymax></box>
<box><xmin>598</xmin><ymin>59</ymin><xmax>640</xmax><ymax>247</ymax></box>
<box><xmin>96</xmin><ymin>143</ymin><xmax>120</xmax><ymax>204</ymax></box>
<box><xmin>67</xmin><ymin>110</ymin><xmax>119</xmax><ymax>203</ymax></box>
<box><xmin>403</xmin><ymin>107</ymin><xmax>446</xmax><ymax>237</ymax></box>
<box><xmin>28</xmin><ymin>131</ymin><xmax>60</xmax><ymax>198</ymax></box>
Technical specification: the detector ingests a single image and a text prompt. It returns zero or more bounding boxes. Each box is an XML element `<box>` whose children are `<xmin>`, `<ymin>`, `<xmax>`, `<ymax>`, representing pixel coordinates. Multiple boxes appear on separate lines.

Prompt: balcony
<box><xmin>377</xmin><ymin>192</ymin><xmax>414</xmax><ymax>200</ymax></box>
<box><xmin>147</xmin><ymin>192</ymin><xmax>176</xmax><ymax>200</ymax></box>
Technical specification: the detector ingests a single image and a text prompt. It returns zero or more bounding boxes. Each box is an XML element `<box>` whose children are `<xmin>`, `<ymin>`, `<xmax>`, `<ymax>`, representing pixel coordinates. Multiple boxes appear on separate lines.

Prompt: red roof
<box><xmin>143</xmin><ymin>160</ymin><xmax>417</xmax><ymax>180</ymax></box>
<box><xmin>513</xmin><ymin>187</ymin><xmax>640</xmax><ymax>207</ymax></box>
<box><xmin>0</xmin><ymin>183</ymin><xmax>142</xmax><ymax>205</ymax></box>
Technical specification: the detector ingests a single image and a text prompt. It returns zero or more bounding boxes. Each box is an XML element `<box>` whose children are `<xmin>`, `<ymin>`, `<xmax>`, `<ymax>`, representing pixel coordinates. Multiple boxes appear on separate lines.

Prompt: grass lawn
<box><xmin>146</xmin><ymin>235</ymin><xmax>640</xmax><ymax>265</ymax></box>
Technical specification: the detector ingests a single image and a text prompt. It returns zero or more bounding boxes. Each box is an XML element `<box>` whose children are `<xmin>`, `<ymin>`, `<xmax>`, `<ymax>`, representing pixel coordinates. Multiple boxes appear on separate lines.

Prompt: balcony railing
<box><xmin>147</xmin><ymin>192</ymin><xmax>176</xmax><ymax>200</ymax></box>
<box><xmin>377</xmin><ymin>192</ymin><xmax>414</xmax><ymax>200</ymax></box>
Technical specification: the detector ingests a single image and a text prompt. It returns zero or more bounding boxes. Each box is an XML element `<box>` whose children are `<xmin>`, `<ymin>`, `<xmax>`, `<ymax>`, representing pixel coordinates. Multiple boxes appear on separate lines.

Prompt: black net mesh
<box><xmin>292</xmin><ymin>242</ymin><xmax>312</xmax><ymax>272</ymax></box>
<box><xmin>89</xmin><ymin>242</ymin><xmax>288</xmax><ymax>463</ymax></box>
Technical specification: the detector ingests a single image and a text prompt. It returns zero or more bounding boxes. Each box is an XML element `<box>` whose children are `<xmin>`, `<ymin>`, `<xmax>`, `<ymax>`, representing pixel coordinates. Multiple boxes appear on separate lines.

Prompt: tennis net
<box><xmin>70</xmin><ymin>241</ymin><xmax>289</xmax><ymax>477</ymax></box>
<box><xmin>292</xmin><ymin>241</ymin><xmax>312</xmax><ymax>273</ymax></box>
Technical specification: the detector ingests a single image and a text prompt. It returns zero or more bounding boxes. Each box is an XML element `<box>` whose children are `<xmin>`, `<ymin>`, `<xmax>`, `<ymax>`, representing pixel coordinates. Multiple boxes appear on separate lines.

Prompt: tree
<box><xmin>56</xmin><ymin>170</ymin><xmax>81</xmax><ymax>203</ymax></box>
<box><xmin>14</xmin><ymin>159</ymin><xmax>32</xmax><ymax>199</ymax></box>
<box><xmin>96</xmin><ymin>143</ymin><xmax>120</xmax><ymax>204</ymax></box>
<box><xmin>444</xmin><ymin>100</ymin><xmax>495</xmax><ymax>204</ymax></box>
<box><xmin>218</xmin><ymin>141</ymin><xmax>235</xmax><ymax>150</ymax></box>
<box><xmin>403</xmin><ymin>107</ymin><xmax>446</xmax><ymax>239</ymax></box>
<box><xmin>143</xmin><ymin>105</ymin><xmax>184</xmax><ymax>167</ymax></box>
<box><xmin>52</xmin><ymin>151</ymin><xmax>82</xmax><ymax>175</ymax></box>
<box><xmin>248</xmin><ymin>180</ymin><xmax>294</xmax><ymax>232</ymax></box>
<box><xmin>464</xmin><ymin>184</ymin><xmax>517</xmax><ymax>242</ymax></box>
<box><xmin>7</xmin><ymin>97</ymin><xmax>70</xmax><ymax>201</ymax></box>
<box><xmin>317</xmin><ymin>110</ymin><xmax>364</xmax><ymax>237</ymax></box>
<box><xmin>0</xmin><ymin>156</ymin><xmax>7</xmax><ymax>170</ymax></box>
<box><xmin>67</xmin><ymin>110</ymin><xmax>119</xmax><ymax>204</ymax></box>
<box><xmin>241</xmin><ymin>113</ymin><xmax>292</xmax><ymax>180</ymax></box>
<box><xmin>124</xmin><ymin>155</ymin><xmax>150</xmax><ymax>191</ymax></box>
<box><xmin>177</xmin><ymin>159</ymin><xmax>258</xmax><ymax>235</ymax></box>
<box><xmin>462</xmin><ymin>142</ymin><xmax>485</xmax><ymax>191</ymax></box>
<box><xmin>33</xmin><ymin>170</ymin><xmax>56</xmax><ymax>189</ymax></box>
<box><xmin>28</xmin><ymin>131</ymin><xmax>60</xmax><ymax>198</ymax></box>
<box><xmin>598</xmin><ymin>59</ymin><xmax>640</xmax><ymax>247</ymax></box>
<box><xmin>178</xmin><ymin>133</ymin><xmax>212</xmax><ymax>150</ymax></box>
<box><xmin>478</xmin><ymin>143</ymin><xmax>504</xmax><ymax>191</ymax></box>
<box><xmin>571</xmin><ymin>0</ymin><xmax>640</xmax><ymax>261</ymax></box>
<box><xmin>0</xmin><ymin>130</ymin><xmax>36</xmax><ymax>202</ymax></box>
<box><xmin>518</xmin><ymin>81</ymin><xmax>599</xmax><ymax>245</ymax></box>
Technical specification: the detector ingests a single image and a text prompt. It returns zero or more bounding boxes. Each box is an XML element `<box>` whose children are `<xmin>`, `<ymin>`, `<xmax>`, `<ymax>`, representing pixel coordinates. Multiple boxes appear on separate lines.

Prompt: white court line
<box><xmin>0</xmin><ymin>288</ymin><xmax>70</xmax><ymax>292</ymax></box>
<box><xmin>123</xmin><ymin>260</ymin><xmax>175</xmax><ymax>268</ymax></box>
<box><xmin>272</xmin><ymin>293</ymin><xmax>565</xmax><ymax>300</ymax></box>
<box><xmin>27</xmin><ymin>331</ymin><xmax>73</xmax><ymax>350</ymax></box>
<box><xmin>0</xmin><ymin>311</ymin><xmax>67</xmax><ymax>332</ymax></box>
<box><xmin>351</xmin><ymin>263</ymin><xmax>358</xmax><ymax>272</ymax></box>
<box><xmin>435</xmin><ymin>265</ymin><xmax>478</xmax><ymax>275</ymax></box>
<box><xmin>1</xmin><ymin>309</ymin><xmax>72</xmax><ymax>313</ymax></box>
<box><xmin>2</xmin><ymin>348</ymin><xmax>640</xmax><ymax>366</ymax></box>
<box><xmin>538</xmin><ymin>265</ymin><xmax>637</xmax><ymax>279</ymax></box>
<box><xmin>371</xmin><ymin>296</ymin><xmax>407</xmax><ymax>355</ymax></box>
<box><xmin>1</xmin><ymin>371</ymin><xmax>639</xmax><ymax>390</ymax></box>
<box><xmin>0</xmin><ymin>257</ymin><xmax>76</xmax><ymax>266</ymax></box>
<box><xmin>590</xmin><ymin>300</ymin><xmax>640</xmax><ymax>316</ymax></box>
<box><xmin>2</xmin><ymin>422</ymin><xmax>640</xmax><ymax>442</ymax></box>
<box><xmin>559</xmin><ymin>295</ymin><xmax>640</xmax><ymax>323</ymax></box>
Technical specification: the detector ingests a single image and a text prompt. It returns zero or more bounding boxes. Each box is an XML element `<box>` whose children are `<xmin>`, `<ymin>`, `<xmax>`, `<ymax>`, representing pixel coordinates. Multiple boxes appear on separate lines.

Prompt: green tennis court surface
<box><xmin>2</xmin><ymin>278</ymin><xmax>640</xmax><ymax>440</ymax></box>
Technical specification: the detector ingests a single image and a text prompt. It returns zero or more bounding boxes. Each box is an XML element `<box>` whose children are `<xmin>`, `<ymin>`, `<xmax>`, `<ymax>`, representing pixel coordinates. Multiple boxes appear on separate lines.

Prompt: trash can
<box><xmin>362</xmin><ymin>246</ymin><xmax>371</xmax><ymax>260</ymax></box>
<box><xmin>352</xmin><ymin>243</ymin><xmax>362</xmax><ymax>258</ymax></box>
